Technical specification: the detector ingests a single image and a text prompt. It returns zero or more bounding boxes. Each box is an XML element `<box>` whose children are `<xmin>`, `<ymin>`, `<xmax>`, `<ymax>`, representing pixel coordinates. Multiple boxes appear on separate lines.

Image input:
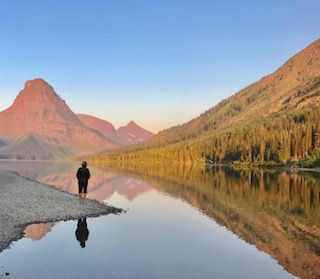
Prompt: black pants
<box><xmin>78</xmin><ymin>181</ymin><xmax>88</xmax><ymax>194</ymax></box>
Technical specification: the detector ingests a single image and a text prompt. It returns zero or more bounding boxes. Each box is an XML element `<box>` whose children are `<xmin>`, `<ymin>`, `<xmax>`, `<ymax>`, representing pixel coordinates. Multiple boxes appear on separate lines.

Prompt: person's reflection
<box><xmin>75</xmin><ymin>218</ymin><xmax>89</xmax><ymax>248</ymax></box>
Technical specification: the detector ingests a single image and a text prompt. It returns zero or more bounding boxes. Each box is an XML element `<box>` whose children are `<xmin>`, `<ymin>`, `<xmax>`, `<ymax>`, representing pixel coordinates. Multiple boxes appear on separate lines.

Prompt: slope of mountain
<box><xmin>77</xmin><ymin>114</ymin><xmax>118</xmax><ymax>139</ymax></box>
<box><xmin>0</xmin><ymin>79</ymin><xmax>118</xmax><ymax>160</ymax></box>
<box><xmin>155</xmin><ymin>38</ymin><xmax>320</xmax><ymax>145</ymax></box>
<box><xmin>92</xmin><ymin>39</ymin><xmax>320</xmax><ymax>165</ymax></box>
<box><xmin>77</xmin><ymin>114</ymin><xmax>154</xmax><ymax>146</ymax></box>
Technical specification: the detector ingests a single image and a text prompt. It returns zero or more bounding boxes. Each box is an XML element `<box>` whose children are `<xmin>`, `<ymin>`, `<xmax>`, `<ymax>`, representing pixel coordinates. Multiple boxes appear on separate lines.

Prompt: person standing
<box><xmin>76</xmin><ymin>161</ymin><xmax>91</xmax><ymax>203</ymax></box>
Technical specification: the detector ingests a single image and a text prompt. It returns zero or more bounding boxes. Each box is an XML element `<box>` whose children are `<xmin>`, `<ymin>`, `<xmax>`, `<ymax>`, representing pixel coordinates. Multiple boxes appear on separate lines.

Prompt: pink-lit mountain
<box><xmin>0</xmin><ymin>79</ymin><xmax>118</xmax><ymax>160</ymax></box>
<box><xmin>77</xmin><ymin>114</ymin><xmax>154</xmax><ymax>146</ymax></box>
<box><xmin>117</xmin><ymin>121</ymin><xmax>154</xmax><ymax>145</ymax></box>
<box><xmin>77</xmin><ymin>113</ymin><xmax>118</xmax><ymax>140</ymax></box>
<box><xmin>0</xmin><ymin>79</ymin><xmax>155</xmax><ymax>160</ymax></box>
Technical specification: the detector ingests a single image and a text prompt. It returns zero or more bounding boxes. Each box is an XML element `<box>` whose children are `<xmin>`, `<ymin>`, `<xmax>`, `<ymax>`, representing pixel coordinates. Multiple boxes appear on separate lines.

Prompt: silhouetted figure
<box><xmin>76</xmin><ymin>161</ymin><xmax>90</xmax><ymax>203</ymax></box>
<box><xmin>75</xmin><ymin>218</ymin><xmax>89</xmax><ymax>248</ymax></box>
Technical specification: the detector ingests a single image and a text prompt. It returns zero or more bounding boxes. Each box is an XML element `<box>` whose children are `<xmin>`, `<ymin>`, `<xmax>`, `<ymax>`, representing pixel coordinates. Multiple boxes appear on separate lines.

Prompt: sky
<box><xmin>0</xmin><ymin>1</ymin><xmax>319</xmax><ymax>133</ymax></box>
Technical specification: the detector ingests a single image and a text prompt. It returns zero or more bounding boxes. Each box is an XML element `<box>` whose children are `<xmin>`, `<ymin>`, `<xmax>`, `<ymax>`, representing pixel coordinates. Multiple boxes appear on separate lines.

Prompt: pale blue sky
<box><xmin>0</xmin><ymin>1</ymin><xmax>319</xmax><ymax>133</ymax></box>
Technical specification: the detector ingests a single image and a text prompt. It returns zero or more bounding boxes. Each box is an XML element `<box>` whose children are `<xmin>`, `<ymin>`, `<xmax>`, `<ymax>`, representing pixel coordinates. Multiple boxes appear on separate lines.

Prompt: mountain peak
<box><xmin>8</xmin><ymin>78</ymin><xmax>75</xmax><ymax>122</ymax></box>
<box><xmin>24</xmin><ymin>78</ymin><xmax>50</xmax><ymax>89</ymax></box>
<box><xmin>117</xmin><ymin>121</ymin><xmax>154</xmax><ymax>145</ymax></box>
<box><xmin>13</xmin><ymin>78</ymin><xmax>59</xmax><ymax>106</ymax></box>
<box><xmin>127</xmin><ymin>121</ymin><xmax>137</xmax><ymax>127</ymax></box>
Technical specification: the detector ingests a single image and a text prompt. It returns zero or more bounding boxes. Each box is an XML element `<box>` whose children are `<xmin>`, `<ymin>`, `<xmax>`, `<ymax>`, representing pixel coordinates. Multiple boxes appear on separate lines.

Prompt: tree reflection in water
<box><xmin>94</xmin><ymin>162</ymin><xmax>320</xmax><ymax>279</ymax></box>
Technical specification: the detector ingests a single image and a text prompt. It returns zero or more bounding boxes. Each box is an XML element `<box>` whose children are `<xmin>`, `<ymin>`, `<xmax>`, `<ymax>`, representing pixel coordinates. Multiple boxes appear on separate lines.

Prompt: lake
<box><xmin>0</xmin><ymin>160</ymin><xmax>319</xmax><ymax>279</ymax></box>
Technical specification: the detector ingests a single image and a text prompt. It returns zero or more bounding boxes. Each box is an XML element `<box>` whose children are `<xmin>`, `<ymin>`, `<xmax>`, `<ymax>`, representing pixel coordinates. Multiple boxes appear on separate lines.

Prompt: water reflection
<box><xmin>93</xmin><ymin>163</ymin><xmax>320</xmax><ymax>279</ymax></box>
<box><xmin>75</xmin><ymin>218</ymin><xmax>89</xmax><ymax>248</ymax></box>
<box><xmin>0</xmin><ymin>160</ymin><xmax>151</xmax><ymax>201</ymax></box>
<box><xmin>3</xmin><ymin>160</ymin><xmax>151</xmax><ymax>250</ymax></box>
<box><xmin>1</xmin><ymin>160</ymin><xmax>319</xmax><ymax>279</ymax></box>
<box><xmin>23</xmin><ymin>222</ymin><xmax>55</xmax><ymax>241</ymax></box>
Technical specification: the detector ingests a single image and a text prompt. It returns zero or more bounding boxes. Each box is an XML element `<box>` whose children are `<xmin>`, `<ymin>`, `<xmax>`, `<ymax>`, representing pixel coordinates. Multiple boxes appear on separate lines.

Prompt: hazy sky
<box><xmin>0</xmin><ymin>1</ymin><xmax>319</xmax><ymax>133</ymax></box>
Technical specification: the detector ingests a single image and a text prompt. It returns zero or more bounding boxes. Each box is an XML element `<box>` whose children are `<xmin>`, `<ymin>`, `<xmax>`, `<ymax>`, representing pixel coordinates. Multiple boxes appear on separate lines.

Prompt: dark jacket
<box><xmin>76</xmin><ymin>167</ymin><xmax>90</xmax><ymax>184</ymax></box>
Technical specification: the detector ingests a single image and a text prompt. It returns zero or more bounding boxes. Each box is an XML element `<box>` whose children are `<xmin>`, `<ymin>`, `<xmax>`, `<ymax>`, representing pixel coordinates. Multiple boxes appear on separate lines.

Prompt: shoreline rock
<box><xmin>0</xmin><ymin>170</ymin><xmax>123</xmax><ymax>252</ymax></box>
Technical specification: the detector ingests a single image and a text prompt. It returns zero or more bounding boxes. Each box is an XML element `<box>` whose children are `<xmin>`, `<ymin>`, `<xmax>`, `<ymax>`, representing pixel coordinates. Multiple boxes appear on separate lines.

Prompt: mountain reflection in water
<box><xmin>0</xmin><ymin>160</ymin><xmax>319</xmax><ymax>279</ymax></box>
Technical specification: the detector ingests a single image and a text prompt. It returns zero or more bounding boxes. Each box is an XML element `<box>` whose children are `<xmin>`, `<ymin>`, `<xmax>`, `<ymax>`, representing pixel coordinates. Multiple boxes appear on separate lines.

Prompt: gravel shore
<box><xmin>0</xmin><ymin>170</ymin><xmax>122</xmax><ymax>252</ymax></box>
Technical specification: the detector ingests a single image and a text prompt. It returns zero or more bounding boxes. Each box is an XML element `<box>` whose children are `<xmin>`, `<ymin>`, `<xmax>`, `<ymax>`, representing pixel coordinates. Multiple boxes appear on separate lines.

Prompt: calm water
<box><xmin>0</xmin><ymin>161</ymin><xmax>319</xmax><ymax>279</ymax></box>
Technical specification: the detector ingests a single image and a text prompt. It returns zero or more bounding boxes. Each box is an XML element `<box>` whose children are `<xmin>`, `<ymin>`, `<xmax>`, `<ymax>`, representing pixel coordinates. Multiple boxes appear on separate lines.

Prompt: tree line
<box><xmin>91</xmin><ymin>105</ymin><xmax>320</xmax><ymax>167</ymax></box>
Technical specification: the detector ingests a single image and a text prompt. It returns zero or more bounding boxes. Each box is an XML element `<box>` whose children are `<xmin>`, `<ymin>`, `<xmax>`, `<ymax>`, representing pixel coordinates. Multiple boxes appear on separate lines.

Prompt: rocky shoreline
<box><xmin>0</xmin><ymin>170</ymin><xmax>123</xmax><ymax>252</ymax></box>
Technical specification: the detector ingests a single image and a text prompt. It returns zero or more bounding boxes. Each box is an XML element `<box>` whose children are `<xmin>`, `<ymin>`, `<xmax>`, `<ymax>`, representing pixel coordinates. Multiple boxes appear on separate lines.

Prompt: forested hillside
<box><xmin>90</xmin><ymin>39</ymin><xmax>320</xmax><ymax>166</ymax></box>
